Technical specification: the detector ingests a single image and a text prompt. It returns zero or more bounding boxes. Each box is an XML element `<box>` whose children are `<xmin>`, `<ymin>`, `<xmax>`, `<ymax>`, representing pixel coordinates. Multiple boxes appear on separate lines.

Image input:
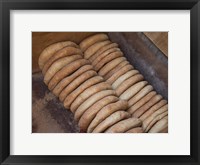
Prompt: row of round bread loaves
<box><xmin>79</xmin><ymin>33</ymin><xmax>168</xmax><ymax>133</ymax></box>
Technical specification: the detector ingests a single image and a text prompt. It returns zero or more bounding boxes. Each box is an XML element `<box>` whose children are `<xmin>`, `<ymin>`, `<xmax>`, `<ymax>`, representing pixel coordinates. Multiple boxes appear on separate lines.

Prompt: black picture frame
<box><xmin>0</xmin><ymin>0</ymin><xmax>199</xmax><ymax>164</ymax></box>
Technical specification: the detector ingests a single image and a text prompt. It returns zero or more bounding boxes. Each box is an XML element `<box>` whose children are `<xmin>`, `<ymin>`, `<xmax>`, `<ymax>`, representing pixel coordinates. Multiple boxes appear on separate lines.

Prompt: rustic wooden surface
<box><xmin>144</xmin><ymin>32</ymin><xmax>168</xmax><ymax>57</ymax></box>
<box><xmin>32</xmin><ymin>32</ymin><xmax>168</xmax><ymax>133</ymax></box>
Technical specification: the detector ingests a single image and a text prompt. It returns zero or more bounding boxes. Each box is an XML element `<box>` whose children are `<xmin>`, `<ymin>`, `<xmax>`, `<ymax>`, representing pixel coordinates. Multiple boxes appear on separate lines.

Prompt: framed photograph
<box><xmin>1</xmin><ymin>0</ymin><xmax>199</xmax><ymax>164</ymax></box>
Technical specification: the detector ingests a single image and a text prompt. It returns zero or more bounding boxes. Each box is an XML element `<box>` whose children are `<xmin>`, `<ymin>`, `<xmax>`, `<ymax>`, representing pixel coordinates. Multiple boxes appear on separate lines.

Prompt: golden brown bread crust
<box><xmin>84</xmin><ymin>40</ymin><xmax>111</xmax><ymax>59</ymax></box>
<box><xmin>87</xmin><ymin>100</ymin><xmax>128</xmax><ymax>133</ymax></box>
<box><xmin>42</xmin><ymin>46</ymin><xmax>82</xmax><ymax>74</ymax></box>
<box><xmin>133</xmin><ymin>94</ymin><xmax>163</xmax><ymax>118</ymax></box>
<box><xmin>98</xmin><ymin>57</ymin><xmax>127</xmax><ymax>77</ymax></box>
<box><xmin>148</xmin><ymin>116</ymin><xmax>168</xmax><ymax>133</ymax></box>
<box><xmin>142</xmin><ymin>104</ymin><xmax>168</xmax><ymax>132</ymax></box>
<box><xmin>70</xmin><ymin>82</ymin><xmax>112</xmax><ymax>113</ymax></box>
<box><xmin>120</xmin><ymin>81</ymin><xmax>148</xmax><ymax>100</ymax></box>
<box><xmin>43</xmin><ymin>55</ymin><xmax>82</xmax><ymax>85</ymax></box>
<box><xmin>140</xmin><ymin>99</ymin><xmax>168</xmax><ymax>121</ymax></box>
<box><xmin>92</xmin><ymin>48</ymin><xmax>121</xmax><ymax>66</ymax></box>
<box><xmin>80</xmin><ymin>33</ymin><xmax>109</xmax><ymax>52</ymax></box>
<box><xmin>48</xmin><ymin>59</ymin><xmax>90</xmax><ymax>90</ymax></box>
<box><xmin>59</xmin><ymin>70</ymin><xmax>97</xmax><ymax>102</ymax></box>
<box><xmin>126</xmin><ymin>127</ymin><xmax>144</xmax><ymax>133</ymax></box>
<box><xmin>94</xmin><ymin>51</ymin><xmax>123</xmax><ymax>72</ymax></box>
<box><xmin>89</xmin><ymin>43</ymin><xmax>118</xmax><ymax>62</ymax></box>
<box><xmin>78</xmin><ymin>95</ymin><xmax>119</xmax><ymax>132</ymax></box>
<box><xmin>145</xmin><ymin>111</ymin><xmax>168</xmax><ymax>132</ymax></box>
<box><xmin>107</xmin><ymin>64</ymin><xmax>134</xmax><ymax>84</ymax></box>
<box><xmin>104</xmin><ymin>60</ymin><xmax>129</xmax><ymax>80</ymax></box>
<box><xmin>128</xmin><ymin>85</ymin><xmax>153</xmax><ymax>106</ymax></box>
<box><xmin>115</xmin><ymin>74</ymin><xmax>144</xmax><ymax>96</ymax></box>
<box><xmin>74</xmin><ymin>90</ymin><xmax>116</xmax><ymax>122</ymax></box>
<box><xmin>38</xmin><ymin>41</ymin><xmax>78</xmax><ymax>69</ymax></box>
<box><xmin>92</xmin><ymin>111</ymin><xmax>130</xmax><ymax>133</ymax></box>
<box><xmin>105</xmin><ymin>117</ymin><xmax>142</xmax><ymax>133</ymax></box>
<box><xmin>52</xmin><ymin>65</ymin><xmax>93</xmax><ymax>97</ymax></box>
<box><xmin>112</xmin><ymin>70</ymin><xmax>139</xmax><ymax>89</ymax></box>
<box><xmin>63</xmin><ymin>76</ymin><xmax>104</xmax><ymax>109</ymax></box>
<box><xmin>127</xmin><ymin>91</ymin><xmax>156</xmax><ymax>114</ymax></box>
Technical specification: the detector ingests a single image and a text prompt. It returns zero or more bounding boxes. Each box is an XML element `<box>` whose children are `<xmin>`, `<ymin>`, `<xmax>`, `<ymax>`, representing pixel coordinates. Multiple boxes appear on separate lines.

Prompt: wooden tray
<box><xmin>32</xmin><ymin>32</ymin><xmax>168</xmax><ymax>133</ymax></box>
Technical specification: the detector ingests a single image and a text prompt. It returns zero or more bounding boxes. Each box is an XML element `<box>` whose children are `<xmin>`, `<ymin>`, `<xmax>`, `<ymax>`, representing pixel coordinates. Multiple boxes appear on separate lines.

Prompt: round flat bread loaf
<box><xmin>107</xmin><ymin>64</ymin><xmax>134</xmax><ymax>84</ymax></box>
<box><xmin>112</xmin><ymin>70</ymin><xmax>139</xmax><ymax>89</ymax></box>
<box><xmin>115</xmin><ymin>74</ymin><xmax>144</xmax><ymax>96</ymax></box>
<box><xmin>140</xmin><ymin>99</ymin><xmax>167</xmax><ymax>121</ymax></box>
<box><xmin>146</xmin><ymin>111</ymin><xmax>168</xmax><ymax>132</ymax></box>
<box><xmin>87</xmin><ymin>100</ymin><xmax>128</xmax><ymax>133</ymax></box>
<box><xmin>126</xmin><ymin>127</ymin><xmax>144</xmax><ymax>133</ymax></box>
<box><xmin>42</xmin><ymin>46</ymin><xmax>82</xmax><ymax>74</ymax></box>
<box><xmin>104</xmin><ymin>60</ymin><xmax>129</xmax><ymax>80</ymax></box>
<box><xmin>43</xmin><ymin>55</ymin><xmax>82</xmax><ymax>85</ymax></box>
<box><xmin>78</xmin><ymin>95</ymin><xmax>119</xmax><ymax>132</ymax></box>
<box><xmin>48</xmin><ymin>59</ymin><xmax>89</xmax><ymax>90</ymax></box>
<box><xmin>70</xmin><ymin>82</ymin><xmax>112</xmax><ymax>113</ymax></box>
<box><xmin>92</xmin><ymin>111</ymin><xmax>130</xmax><ymax>133</ymax></box>
<box><xmin>132</xmin><ymin>94</ymin><xmax>163</xmax><ymax>118</ymax></box>
<box><xmin>52</xmin><ymin>65</ymin><xmax>93</xmax><ymax>96</ymax></box>
<box><xmin>80</xmin><ymin>33</ymin><xmax>109</xmax><ymax>52</ymax></box>
<box><xmin>38</xmin><ymin>41</ymin><xmax>78</xmax><ymax>69</ymax></box>
<box><xmin>98</xmin><ymin>57</ymin><xmax>127</xmax><ymax>77</ymax></box>
<box><xmin>142</xmin><ymin>104</ymin><xmax>168</xmax><ymax>132</ymax></box>
<box><xmin>127</xmin><ymin>91</ymin><xmax>156</xmax><ymax>114</ymax></box>
<box><xmin>128</xmin><ymin>85</ymin><xmax>153</xmax><ymax>105</ymax></box>
<box><xmin>74</xmin><ymin>90</ymin><xmax>116</xmax><ymax>121</ymax></box>
<box><xmin>120</xmin><ymin>81</ymin><xmax>148</xmax><ymax>100</ymax></box>
<box><xmin>92</xmin><ymin>48</ymin><xmax>121</xmax><ymax>66</ymax></box>
<box><xmin>84</xmin><ymin>40</ymin><xmax>111</xmax><ymax>59</ymax></box>
<box><xmin>63</xmin><ymin>76</ymin><xmax>104</xmax><ymax>109</ymax></box>
<box><xmin>89</xmin><ymin>43</ymin><xmax>118</xmax><ymax>62</ymax></box>
<box><xmin>105</xmin><ymin>117</ymin><xmax>142</xmax><ymax>133</ymax></box>
<box><xmin>94</xmin><ymin>51</ymin><xmax>123</xmax><ymax>72</ymax></box>
<box><xmin>59</xmin><ymin>70</ymin><xmax>97</xmax><ymax>102</ymax></box>
<box><xmin>148</xmin><ymin>116</ymin><xmax>168</xmax><ymax>133</ymax></box>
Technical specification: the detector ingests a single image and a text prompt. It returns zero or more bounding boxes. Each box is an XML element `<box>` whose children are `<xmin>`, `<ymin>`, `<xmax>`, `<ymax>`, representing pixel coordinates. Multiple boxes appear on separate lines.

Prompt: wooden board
<box><xmin>144</xmin><ymin>32</ymin><xmax>168</xmax><ymax>57</ymax></box>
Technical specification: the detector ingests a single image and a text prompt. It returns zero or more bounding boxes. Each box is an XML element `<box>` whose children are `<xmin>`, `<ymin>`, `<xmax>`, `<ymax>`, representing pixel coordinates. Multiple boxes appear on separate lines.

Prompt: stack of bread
<box><xmin>38</xmin><ymin>33</ymin><xmax>168</xmax><ymax>133</ymax></box>
<box><xmin>79</xmin><ymin>33</ymin><xmax>168</xmax><ymax>133</ymax></box>
<box><xmin>38</xmin><ymin>41</ymin><xmax>143</xmax><ymax>133</ymax></box>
